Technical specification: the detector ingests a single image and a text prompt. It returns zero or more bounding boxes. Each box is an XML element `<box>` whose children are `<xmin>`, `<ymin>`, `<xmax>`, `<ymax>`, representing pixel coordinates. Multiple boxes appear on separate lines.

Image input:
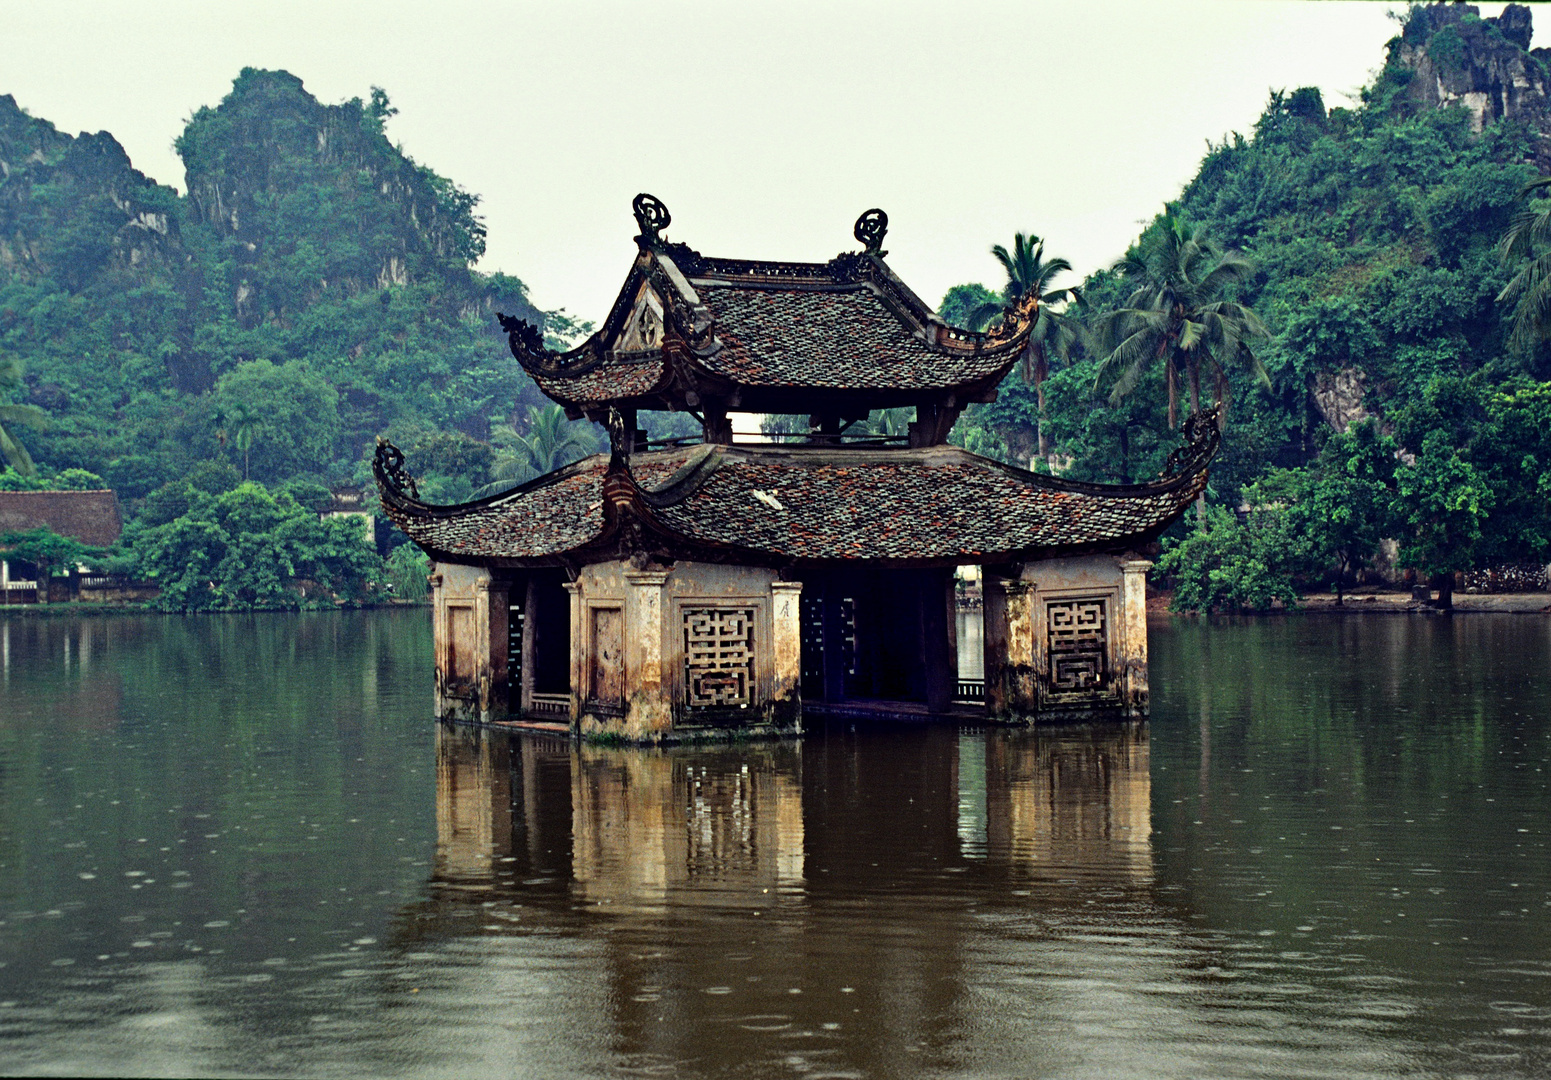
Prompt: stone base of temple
<box><xmin>427</xmin><ymin>549</ymin><xmax>1153</xmax><ymax>743</ymax></box>
<box><xmin>429</xmin><ymin>558</ymin><xmax>804</xmax><ymax>745</ymax></box>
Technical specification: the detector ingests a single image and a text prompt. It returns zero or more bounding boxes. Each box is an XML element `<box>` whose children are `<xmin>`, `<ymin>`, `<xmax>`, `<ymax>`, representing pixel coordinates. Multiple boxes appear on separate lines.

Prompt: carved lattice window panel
<box><xmin>684</xmin><ymin>607</ymin><xmax>756</xmax><ymax>708</ymax></box>
<box><xmin>1046</xmin><ymin>598</ymin><xmax>1108</xmax><ymax>691</ymax></box>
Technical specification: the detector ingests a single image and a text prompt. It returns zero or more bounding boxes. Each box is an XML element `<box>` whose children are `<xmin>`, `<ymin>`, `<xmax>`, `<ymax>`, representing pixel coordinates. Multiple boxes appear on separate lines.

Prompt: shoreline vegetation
<box><xmin>4</xmin><ymin>590</ymin><xmax>1543</xmax><ymax>618</ymax></box>
<box><xmin>0</xmin><ymin>598</ymin><xmax>431</xmax><ymax>617</ymax></box>
<box><xmin>5</xmin><ymin>5</ymin><xmax>1551</xmax><ymax>614</ymax></box>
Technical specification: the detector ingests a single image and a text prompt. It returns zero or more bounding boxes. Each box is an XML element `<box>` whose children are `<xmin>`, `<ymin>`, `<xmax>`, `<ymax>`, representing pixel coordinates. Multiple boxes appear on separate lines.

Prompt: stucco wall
<box><xmin>985</xmin><ymin>553</ymin><xmax>1151</xmax><ymax>722</ymax></box>
<box><xmin>570</xmin><ymin>560</ymin><xmax>801</xmax><ymax>741</ymax></box>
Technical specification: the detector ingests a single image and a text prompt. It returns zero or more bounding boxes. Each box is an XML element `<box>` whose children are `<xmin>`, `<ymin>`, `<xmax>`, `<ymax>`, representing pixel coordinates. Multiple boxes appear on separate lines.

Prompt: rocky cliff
<box><xmin>1394</xmin><ymin>3</ymin><xmax>1551</xmax><ymax>162</ymax></box>
<box><xmin>0</xmin><ymin>95</ymin><xmax>182</xmax><ymax>292</ymax></box>
<box><xmin>177</xmin><ymin>69</ymin><xmax>500</xmax><ymax>326</ymax></box>
<box><xmin>0</xmin><ymin>71</ymin><xmax>548</xmax><ymax>492</ymax></box>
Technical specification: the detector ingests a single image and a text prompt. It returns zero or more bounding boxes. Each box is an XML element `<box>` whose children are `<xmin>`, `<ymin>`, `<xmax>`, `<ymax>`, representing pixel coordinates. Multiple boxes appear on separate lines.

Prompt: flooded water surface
<box><xmin>1</xmin><ymin>610</ymin><xmax>1549</xmax><ymax>1078</ymax></box>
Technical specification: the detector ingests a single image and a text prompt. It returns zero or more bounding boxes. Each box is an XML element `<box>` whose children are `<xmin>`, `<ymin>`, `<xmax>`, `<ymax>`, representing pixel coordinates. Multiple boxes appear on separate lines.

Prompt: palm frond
<box><xmin>0</xmin><ymin>404</ymin><xmax>48</xmax><ymax>430</ymax></box>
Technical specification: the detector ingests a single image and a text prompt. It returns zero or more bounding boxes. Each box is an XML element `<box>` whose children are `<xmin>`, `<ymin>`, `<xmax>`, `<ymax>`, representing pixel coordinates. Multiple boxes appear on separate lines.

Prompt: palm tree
<box><xmin>963</xmin><ymin>233</ymin><xmax>1084</xmax><ymax>458</ymax></box>
<box><xmin>1095</xmin><ymin>211</ymin><xmax>1269</xmax><ymax>430</ymax></box>
<box><xmin>489</xmin><ymin>404</ymin><xmax>598</xmax><ymax>487</ymax></box>
<box><xmin>0</xmin><ymin>354</ymin><xmax>47</xmax><ymax>477</ymax></box>
<box><xmin>214</xmin><ymin>402</ymin><xmax>264</xmax><ymax>480</ymax></box>
<box><xmin>1497</xmin><ymin>176</ymin><xmax>1551</xmax><ymax>352</ymax></box>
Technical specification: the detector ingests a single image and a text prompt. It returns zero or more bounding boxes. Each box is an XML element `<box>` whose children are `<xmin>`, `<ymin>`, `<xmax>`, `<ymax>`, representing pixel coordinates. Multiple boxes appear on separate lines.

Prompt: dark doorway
<box><xmin>798</xmin><ymin>568</ymin><xmax>954</xmax><ymax>710</ymax></box>
<box><xmin>511</xmin><ymin>570</ymin><xmax>572</xmax><ymax>715</ymax></box>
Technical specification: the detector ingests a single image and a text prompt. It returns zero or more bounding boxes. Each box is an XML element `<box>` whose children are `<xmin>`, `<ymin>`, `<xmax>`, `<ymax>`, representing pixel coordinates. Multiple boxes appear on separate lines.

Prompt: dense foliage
<box><xmin>0</xmin><ymin>69</ymin><xmax>575</xmax><ymax>508</ymax></box>
<box><xmin>0</xmin><ymin>69</ymin><xmax>609</xmax><ymax>606</ymax></box>
<box><xmin>8</xmin><ymin>6</ymin><xmax>1551</xmax><ymax>613</ymax></box>
<box><xmin>943</xmin><ymin>4</ymin><xmax>1551</xmax><ymax>610</ymax></box>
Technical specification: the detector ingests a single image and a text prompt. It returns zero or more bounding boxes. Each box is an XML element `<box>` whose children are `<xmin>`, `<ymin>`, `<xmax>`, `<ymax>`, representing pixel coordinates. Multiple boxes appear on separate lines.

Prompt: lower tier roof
<box><xmin>376</xmin><ymin>412</ymin><xmax>1217</xmax><ymax>569</ymax></box>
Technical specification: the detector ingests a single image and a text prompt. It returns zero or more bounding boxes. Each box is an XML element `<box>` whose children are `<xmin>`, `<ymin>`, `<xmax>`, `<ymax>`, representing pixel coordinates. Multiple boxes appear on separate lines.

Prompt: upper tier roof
<box><xmin>497</xmin><ymin>197</ymin><xmax>1037</xmax><ymax>418</ymax></box>
<box><xmin>374</xmin><ymin>409</ymin><xmax>1220</xmax><ymax>570</ymax></box>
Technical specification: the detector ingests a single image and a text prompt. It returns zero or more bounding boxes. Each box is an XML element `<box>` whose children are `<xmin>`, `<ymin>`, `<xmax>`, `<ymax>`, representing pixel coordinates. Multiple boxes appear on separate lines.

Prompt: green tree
<box><xmin>937</xmin><ymin>284</ymin><xmax>1002</xmax><ymax>331</ymax></box>
<box><xmin>1095</xmin><ymin>211</ymin><xmax>1270</xmax><ymax>430</ymax></box>
<box><xmin>962</xmin><ymin>234</ymin><xmax>1084</xmax><ymax>459</ymax></box>
<box><xmin>1496</xmin><ymin>176</ymin><xmax>1551</xmax><ymax>352</ymax></box>
<box><xmin>133</xmin><ymin>481</ymin><xmax>383</xmax><ymax>611</ymax></box>
<box><xmin>490</xmin><ymin>405</ymin><xmax>599</xmax><ymax>486</ymax></box>
<box><xmin>1280</xmin><ymin>420</ymin><xmax>1400</xmax><ymax>604</ymax></box>
<box><xmin>1156</xmin><ymin>503</ymin><xmax>1307</xmax><ymax>613</ymax></box>
<box><xmin>212</xmin><ymin>360</ymin><xmax>340</xmax><ymax>483</ymax></box>
<box><xmin>1391</xmin><ymin>429</ymin><xmax>1493</xmax><ymax>609</ymax></box>
<box><xmin>0</xmin><ymin>354</ymin><xmax>47</xmax><ymax>477</ymax></box>
<box><xmin>0</xmin><ymin>527</ymin><xmax>95</xmax><ymax>602</ymax></box>
<box><xmin>385</xmin><ymin>543</ymin><xmax>431</xmax><ymax>600</ymax></box>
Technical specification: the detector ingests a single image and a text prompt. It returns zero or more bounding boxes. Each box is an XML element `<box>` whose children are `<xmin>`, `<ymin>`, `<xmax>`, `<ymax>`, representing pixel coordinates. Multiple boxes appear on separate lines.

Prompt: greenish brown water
<box><xmin>0</xmin><ymin>609</ymin><xmax>1548</xmax><ymax>1078</ymax></box>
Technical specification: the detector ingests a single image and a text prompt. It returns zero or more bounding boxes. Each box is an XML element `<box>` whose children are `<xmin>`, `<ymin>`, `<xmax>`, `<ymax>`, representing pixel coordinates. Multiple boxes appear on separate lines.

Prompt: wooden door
<box><xmin>590</xmin><ymin>606</ymin><xmax>624</xmax><ymax>706</ymax></box>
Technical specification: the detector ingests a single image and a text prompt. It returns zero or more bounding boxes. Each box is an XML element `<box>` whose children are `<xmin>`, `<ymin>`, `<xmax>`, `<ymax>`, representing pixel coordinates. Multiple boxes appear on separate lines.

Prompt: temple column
<box><xmin>1119</xmin><ymin>558</ymin><xmax>1152</xmax><ymax>718</ymax></box>
<box><xmin>563</xmin><ymin>580</ymin><xmax>582</xmax><ymax>725</ymax></box>
<box><xmin>519</xmin><ymin>577</ymin><xmax>538</xmax><ymax>715</ymax></box>
<box><xmin>623</xmin><ymin>569</ymin><xmax>672</xmax><ymax>736</ymax></box>
<box><xmin>984</xmin><ymin>577</ymin><xmax>1036</xmax><ymax>721</ymax></box>
<box><xmin>474</xmin><ymin>576</ymin><xmax>510</xmax><ymax>721</ymax></box>
<box><xmin>770</xmin><ymin>581</ymin><xmax>803</xmax><ymax>725</ymax></box>
<box><xmin>430</xmin><ymin>566</ymin><xmax>447</xmax><ymax>715</ymax></box>
<box><xmin>922</xmin><ymin>568</ymin><xmax>955</xmax><ymax>713</ymax></box>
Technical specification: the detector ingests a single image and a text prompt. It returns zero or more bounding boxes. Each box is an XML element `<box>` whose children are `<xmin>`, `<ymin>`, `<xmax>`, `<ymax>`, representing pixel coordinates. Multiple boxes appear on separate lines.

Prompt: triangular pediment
<box><xmin>613</xmin><ymin>280</ymin><xmax>666</xmax><ymax>353</ymax></box>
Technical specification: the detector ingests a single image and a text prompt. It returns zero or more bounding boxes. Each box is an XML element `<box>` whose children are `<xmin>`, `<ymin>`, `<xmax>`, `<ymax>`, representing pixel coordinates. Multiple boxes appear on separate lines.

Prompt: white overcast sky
<box><xmin>3</xmin><ymin>2</ymin><xmax>1540</xmax><ymax>322</ymax></box>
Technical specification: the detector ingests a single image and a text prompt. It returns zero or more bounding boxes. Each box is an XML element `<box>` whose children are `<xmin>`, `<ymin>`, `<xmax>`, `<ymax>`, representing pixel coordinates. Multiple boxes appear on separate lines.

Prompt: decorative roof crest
<box><xmin>633</xmin><ymin>193</ymin><xmax>671</xmax><ymax>246</ymax></box>
<box><xmin>982</xmin><ymin>290</ymin><xmax>1039</xmax><ymax>344</ymax></box>
<box><xmin>854</xmin><ymin>208</ymin><xmax>888</xmax><ymax>255</ymax></box>
<box><xmin>1160</xmin><ymin>405</ymin><xmax>1223</xmax><ymax>478</ymax></box>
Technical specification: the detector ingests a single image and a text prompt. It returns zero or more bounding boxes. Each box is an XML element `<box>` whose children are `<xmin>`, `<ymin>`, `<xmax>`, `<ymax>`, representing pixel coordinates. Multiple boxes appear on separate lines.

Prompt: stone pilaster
<box><xmin>1119</xmin><ymin>559</ymin><xmax>1152</xmax><ymax>718</ymax></box>
<box><xmin>563</xmin><ymin>580</ymin><xmax>582</xmax><ymax>724</ymax></box>
<box><xmin>519</xmin><ymin>577</ymin><xmax>538</xmax><ymax>716</ymax></box>
<box><xmin>474</xmin><ymin>576</ymin><xmax>510</xmax><ymax>721</ymax></box>
<box><xmin>984</xmin><ymin>577</ymin><xmax>1036</xmax><ymax>721</ymax></box>
<box><xmin>769</xmin><ymin>581</ymin><xmax>804</xmax><ymax>725</ymax></box>
<box><xmin>623</xmin><ymin>569</ymin><xmax>672</xmax><ymax>737</ymax></box>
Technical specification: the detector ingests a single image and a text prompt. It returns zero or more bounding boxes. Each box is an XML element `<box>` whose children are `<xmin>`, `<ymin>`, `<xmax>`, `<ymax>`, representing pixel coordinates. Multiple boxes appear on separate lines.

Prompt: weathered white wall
<box><xmin>985</xmin><ymin>552</ymin><xmax>1151</xmax><ymax>722</ymax></box>
<box><xmin>431</xmin><ymin>562</ymin><xmax>509</xmax><ymax>723</ymax></box>
<box><xmin>568</xmin><ymin>559</ymin><xmax>801</xmax><ymax>741</ymax></box>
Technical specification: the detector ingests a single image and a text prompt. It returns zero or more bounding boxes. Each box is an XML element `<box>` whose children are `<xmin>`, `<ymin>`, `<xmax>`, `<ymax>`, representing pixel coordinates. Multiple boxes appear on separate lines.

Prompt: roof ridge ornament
<box><xmin>982</xmin><ymin>292</ymin><xmax>1038</xmax><ymax>345</ymax></box>
<box><xmin>633</xmin><ymin>193</ymin><xmax>671</xmax><ymax>246</ymax></box>
<box><xmin>854</xmin><ymin>208</ymin><xmax>888</xmax><ymax>255</ymax></box>
<box><xmin>497</xmin><ymin>311</ymin><xmax>545</xmax><ymax>355</ymax></box>
<box><xmin>1160</xmin><ymin>404</ymin><xmax>1223</xmax><ymax>479</ymax></box>
<box><xmin>373</xmin><ymin>436</ymin><xmax>419</xmax><ymax>501</ymax></box>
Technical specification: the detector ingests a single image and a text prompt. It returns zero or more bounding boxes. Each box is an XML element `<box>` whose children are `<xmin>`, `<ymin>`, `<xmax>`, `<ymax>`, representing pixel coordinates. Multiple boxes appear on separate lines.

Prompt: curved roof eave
<box><xmin>372</xmin><ymin>408</ymin><xmax>1221</xmax><ymax>570</ymax></box>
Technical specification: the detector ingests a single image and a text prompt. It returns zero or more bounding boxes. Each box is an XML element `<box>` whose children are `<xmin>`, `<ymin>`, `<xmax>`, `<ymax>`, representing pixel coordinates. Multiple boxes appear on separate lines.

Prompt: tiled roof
<box><xmin>502</xmin><ymin>247</ymin><xmax>1030</xmax><ymax>411</ymax></box>
<box><xmin>693</xmin><ymin>285</ymin><xmax>1016</xmax><ymax>390</ymax></box>
<box><xmin>380</xmin><ymin>452</ymin><xmax>693</xmax><ymax>561</ymax></box>
<box><xmin>652</xmin><ymin>448</ymin><xmax>1200</xmax><ymax>561</ymax></box>
<box><xmin>0</xmin><ymin>490</ymin><xmax>123</xmax><ymax>548</ymax></box>
<box><xmin>529</xmin><ymin>354</ymin><xmax>667</xmax><ymax>407</ymax></box>
<box><xmin>381</xmin><ymin>444</ymin><xmax>1203</xmax><ymax>566</ymax></box>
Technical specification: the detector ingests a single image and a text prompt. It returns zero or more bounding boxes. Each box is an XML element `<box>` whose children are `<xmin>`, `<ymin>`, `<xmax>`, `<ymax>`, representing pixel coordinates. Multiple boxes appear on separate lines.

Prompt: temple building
<box><xmin>376</xmin><ymin>196</ymin><xmax>1217</xmax><ymax>741</ymax></box>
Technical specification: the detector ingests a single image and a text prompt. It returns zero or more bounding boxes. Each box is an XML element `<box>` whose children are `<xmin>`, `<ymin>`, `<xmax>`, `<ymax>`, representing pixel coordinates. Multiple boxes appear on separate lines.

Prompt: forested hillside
<box><xmin>5</xmin><ymin>6</ymin><xmax>1551</xmax><ymax>611</ymax></box>
<box><xmin>0</xmin><ymin>68</ymin><xmax>557</xmax><ymax>504</ymax></box>
<box><xmin>945</xmin><ymin>2</ymin><xmax>1551</xmax><ymax>606</ymax></box>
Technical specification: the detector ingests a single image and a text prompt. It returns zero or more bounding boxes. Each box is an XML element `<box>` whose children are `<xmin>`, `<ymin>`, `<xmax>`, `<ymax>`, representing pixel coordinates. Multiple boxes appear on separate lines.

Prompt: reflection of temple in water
<box><xmin>431</xmin><ymin>725</ymin><xmax>805</xmax><ymax>909</ymax></box>
<box><xmin>412</xmin><ymin>723</ymin><xmax>1171</xmax><ymax>1075</ymax></box>
<box><xmin>572</xmin><ymin>743</ymin><xmax>805</xmax><ymax>909</ymax></box>
<box><xmin>426</xmin><ymin>721</ymin><xmax>1151</xmax><ymax>914</ymax></box>
<box><xmin>979</xmin><ymin>724</ymin><xmax>1151</xmax><ymax>879</ymax></box>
